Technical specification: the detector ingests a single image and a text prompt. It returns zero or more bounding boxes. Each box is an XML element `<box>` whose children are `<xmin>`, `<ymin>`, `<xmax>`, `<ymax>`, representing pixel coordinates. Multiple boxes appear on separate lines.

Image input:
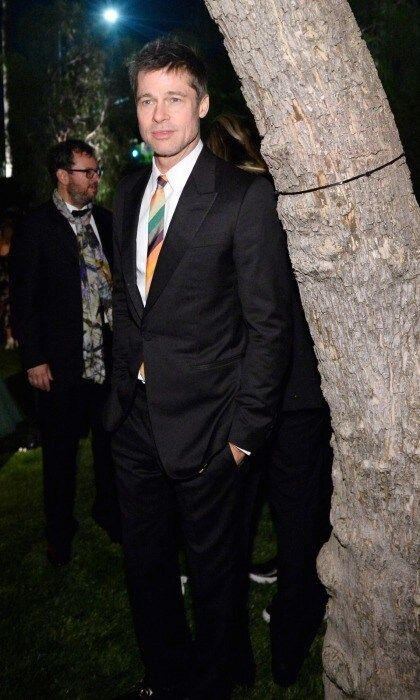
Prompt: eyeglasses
<box><xmin>66</xmin><ymin>166</ymin><xmax>103</xmax><ymax>179</ymax></box>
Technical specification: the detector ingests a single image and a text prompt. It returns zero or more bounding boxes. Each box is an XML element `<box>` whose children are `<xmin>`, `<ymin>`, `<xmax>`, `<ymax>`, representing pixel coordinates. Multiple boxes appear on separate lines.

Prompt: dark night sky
<box><xmin>6</xmin><ymin>0</ymin><xmax>232</xmax><ymax>87</ymax></box>
<box><xmin>8</xmin><ymin>0</ymin><xmax>220</xmax><ymax>45</ymax></box>
<box><xmin>91</xmin><ymin>0</ymin><xmax>214</xmax><ymax>42</ymax></box>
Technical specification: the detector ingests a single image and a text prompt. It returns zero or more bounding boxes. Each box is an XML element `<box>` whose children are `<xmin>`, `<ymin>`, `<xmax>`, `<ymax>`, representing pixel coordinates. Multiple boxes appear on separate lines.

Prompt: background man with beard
<box><xmin>10</xmin><ymin>139</ymin><xmax>121</xmax><ymax>566</ymax></box>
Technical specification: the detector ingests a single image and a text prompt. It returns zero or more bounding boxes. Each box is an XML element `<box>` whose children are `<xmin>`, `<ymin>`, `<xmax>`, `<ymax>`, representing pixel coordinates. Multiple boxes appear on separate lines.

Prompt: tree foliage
<box><xmin>6</xmin><ymin>0</ymin><xmax>137</xmax><ymax>206</ymax></box>
<box><xmin>349</xmin><ymin>0</ymin><xmax>420</xmax><ymax>197</ymax></box>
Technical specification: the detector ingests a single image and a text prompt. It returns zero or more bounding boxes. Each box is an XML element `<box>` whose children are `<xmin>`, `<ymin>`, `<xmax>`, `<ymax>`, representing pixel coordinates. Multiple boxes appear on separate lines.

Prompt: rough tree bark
<box><xmin>204</xmin><ymin>1</ymin><xmax>419</xmax><ymax>697</ymax></box>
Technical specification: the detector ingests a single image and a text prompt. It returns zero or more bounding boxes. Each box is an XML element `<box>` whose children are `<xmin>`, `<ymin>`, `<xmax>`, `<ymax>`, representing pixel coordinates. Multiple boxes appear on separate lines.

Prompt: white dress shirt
<box><xmin>136</xmin><ymin>139</ymin><xmax>203</xmax><ymax>305</ymax></box>
<box><xmin>65</xmin><ymin>201</ymin><xmax>101</xmax><ymax>243</ymax></box>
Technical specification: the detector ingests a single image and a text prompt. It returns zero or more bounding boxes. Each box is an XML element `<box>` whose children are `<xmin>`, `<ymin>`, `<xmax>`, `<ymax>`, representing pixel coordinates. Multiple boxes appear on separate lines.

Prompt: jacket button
<box><xmin>198</xmin><ymin>464</ymin><xmax>207</xmax><ymax>474</ymax></box>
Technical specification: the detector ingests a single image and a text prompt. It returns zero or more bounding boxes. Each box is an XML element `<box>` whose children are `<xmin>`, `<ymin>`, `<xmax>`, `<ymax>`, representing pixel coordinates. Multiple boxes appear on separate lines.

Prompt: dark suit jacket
<box><xmin>10</xmin><ymin>200</ymin><xmax>113</xmax><ymax>381</ymax></box>
<box><xmin>104</xmin><ymin>147</ymin><xmax>293</xmax><ymax>477</ymax></box>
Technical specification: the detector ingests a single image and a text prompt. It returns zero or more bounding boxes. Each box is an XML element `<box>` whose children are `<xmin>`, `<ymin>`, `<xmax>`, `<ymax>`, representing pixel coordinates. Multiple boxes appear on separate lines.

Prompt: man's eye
<box><xmin>169</xmin><ymin>97</ymin><xmax>181</xmax><ymax>103</ymax></box>
<box><xmin>140</xmin><ymin>99</ymin><xmax>152</xmax><ymax>106</ymax></box>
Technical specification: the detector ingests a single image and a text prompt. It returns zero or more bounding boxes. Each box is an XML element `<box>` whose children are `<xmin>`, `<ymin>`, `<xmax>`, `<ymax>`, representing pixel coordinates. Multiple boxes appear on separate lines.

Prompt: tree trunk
<box><xmin>204</xmin><ymin>1</ymin><xmax>419</xmax><ymax>697</ymax></box>
<box><xmin>1</xmin><ymin>0</ymin><xmax>13</xmax><ymax>177</ymax></box>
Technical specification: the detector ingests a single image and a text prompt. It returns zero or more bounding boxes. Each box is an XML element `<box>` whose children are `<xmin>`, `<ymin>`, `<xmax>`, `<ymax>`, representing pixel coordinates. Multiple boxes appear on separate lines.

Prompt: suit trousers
<box><xmin>112</xmin><ymin>383</ymin><xmax>256</xmax><ymax>700</ymax></box>
<box><xmin>38</xmin><ymin>377</ymin><xmax>120</xmax><ymax>553</ymax></box>
<box><xmin>265</xmin><ymin>406</ymin><xmax>333</xmax><ymax>685</ymax></box>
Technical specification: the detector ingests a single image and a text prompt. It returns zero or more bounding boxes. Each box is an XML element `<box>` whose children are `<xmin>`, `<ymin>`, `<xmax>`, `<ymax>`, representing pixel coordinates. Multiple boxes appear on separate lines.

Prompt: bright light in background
<box><xmin>129</xmin><ymin>142</ymin><xmax>153</xmax><ymax>164</ymax></box>
<box><xmin>103</xmin><ymin>8</ymin><xmax>119</xmax><ymax>24</ymax></box>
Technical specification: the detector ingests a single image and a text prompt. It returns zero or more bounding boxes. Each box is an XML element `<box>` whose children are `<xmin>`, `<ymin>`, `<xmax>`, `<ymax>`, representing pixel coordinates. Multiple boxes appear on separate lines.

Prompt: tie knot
<box><xmin>72</xmin><ymin>209</ymin><xmax>90</xmax><ymax>218</ymax></box>
<box><xmin>157</xmin><ymin>175</ymin><xmax>167</xmax><ymax>189</ymax></box>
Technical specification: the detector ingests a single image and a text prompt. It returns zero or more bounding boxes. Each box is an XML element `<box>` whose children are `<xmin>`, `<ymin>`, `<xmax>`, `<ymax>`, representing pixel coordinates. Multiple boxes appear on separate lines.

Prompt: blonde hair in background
<box><xmin>206</xmin><ymin>113</ymin><xmax>268</xmax><ymax>174</ymax></box>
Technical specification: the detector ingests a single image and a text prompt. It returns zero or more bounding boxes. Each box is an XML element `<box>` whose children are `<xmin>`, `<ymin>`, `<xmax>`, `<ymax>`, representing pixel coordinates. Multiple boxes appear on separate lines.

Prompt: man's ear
<box><xmin>199</xmin><ymin>94</ymin><xmax>210</xmax><ymax>119</ymax></box>
<box><xmin>56</xmin><ymin>168</ymin><xmax>68</xmax><ymax>186</ymax></box>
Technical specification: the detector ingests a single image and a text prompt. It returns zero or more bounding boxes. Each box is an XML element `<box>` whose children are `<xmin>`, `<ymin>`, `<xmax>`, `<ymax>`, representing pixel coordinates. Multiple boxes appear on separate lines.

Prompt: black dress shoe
<box><xmin>114</xmin><ymin>679</ymin><xmax>189</xmax><ymax>699</ymax></box>
<box><xmin>46</xmin><ymin>543</ymin><xmax>71</xmax><ymax>567</ymax></box>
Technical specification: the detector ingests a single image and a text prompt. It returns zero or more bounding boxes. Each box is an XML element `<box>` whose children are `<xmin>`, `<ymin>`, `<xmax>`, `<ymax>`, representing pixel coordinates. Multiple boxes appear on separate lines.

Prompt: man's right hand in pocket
<box><xmin>27</xmin><ymin>363</ymin><xmax>53</xmax><ymax>391</ymax></box>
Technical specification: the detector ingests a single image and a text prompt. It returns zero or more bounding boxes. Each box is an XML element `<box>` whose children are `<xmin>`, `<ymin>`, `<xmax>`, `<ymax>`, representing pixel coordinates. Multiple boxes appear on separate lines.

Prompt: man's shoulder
<box><xmin>214</xmin><ymin>160</ymin><xmax>275</xmax><ymax>208</ymax></box>
<box><xmin>93</xmin><ymin>203</ymin><xmax>111</xmax><ymax>214</ymax></box>
<box><xmin>204</xmin><ymin>148</ymin><xmax>273</xmax><ymax>196</ymax></box>
<box><xmin>92</xmin><ymin>203</ymin><xmax>112</xmax><ymax>223</ymax></box>
<box><xmin>22</xmin><ymin>199</ymin><xmax>53</xmax><ymax>220</ymax></box>
<box><xmin>115</xmin><ymin>167</ymin><xmax>151</xmax><ymax>199</ymax></box>
<box><xmin>19</xmin><ymin>200</ymin><xmax>58</xmax><ymax>230</ymax></box>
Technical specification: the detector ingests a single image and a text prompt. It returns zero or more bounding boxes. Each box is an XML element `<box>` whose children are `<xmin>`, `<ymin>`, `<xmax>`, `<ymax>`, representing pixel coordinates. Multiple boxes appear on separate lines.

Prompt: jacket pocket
<box><xmin>194</xmin><ymin>353</ymin><xmax>243</xmax><ymax>370</ymax></box>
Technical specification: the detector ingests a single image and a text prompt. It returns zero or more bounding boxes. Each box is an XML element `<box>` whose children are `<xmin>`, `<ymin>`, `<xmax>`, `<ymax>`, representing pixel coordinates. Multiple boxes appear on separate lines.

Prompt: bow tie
<box><xmin>71</xmin><ymin>209</ymin><xmax>90</xmax><ymax>218</ymax></box>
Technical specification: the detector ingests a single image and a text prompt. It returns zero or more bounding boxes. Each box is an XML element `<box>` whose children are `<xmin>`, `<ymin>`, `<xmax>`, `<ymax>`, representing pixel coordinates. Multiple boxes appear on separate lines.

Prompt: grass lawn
<box><xmin>0</xmin><ymin>350</ymin><xmax>324</xmax><ymax>699</ymax></box>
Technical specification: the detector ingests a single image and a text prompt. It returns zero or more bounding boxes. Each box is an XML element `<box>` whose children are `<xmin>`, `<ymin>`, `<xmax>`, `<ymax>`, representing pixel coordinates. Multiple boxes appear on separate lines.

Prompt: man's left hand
<box><xmin>229</xmin><ymin>443</ymin><xmax>247</xmax><ymax>466</ymax></box>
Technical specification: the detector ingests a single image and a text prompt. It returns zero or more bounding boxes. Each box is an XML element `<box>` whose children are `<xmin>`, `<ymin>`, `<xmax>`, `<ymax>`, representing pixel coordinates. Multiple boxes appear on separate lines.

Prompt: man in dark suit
<box><xmin>10</xmin><ymin>139</ymin><xmax>121</xmax><ymax>566</ymax></box>
<box><xmin>105</xmin><ymin>39</ymin><xmax>293</xmax><ymax>700</ymax></box>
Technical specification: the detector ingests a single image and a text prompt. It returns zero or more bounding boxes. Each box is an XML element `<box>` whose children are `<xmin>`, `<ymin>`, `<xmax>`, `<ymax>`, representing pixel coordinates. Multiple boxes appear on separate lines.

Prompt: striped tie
<box><xmin>139</xmin><ymin>175</ymin><xmax>167</xmax><ymax>381</ymax></box>
<box><xmin>146</xmin><ymin>175</ymin><xmax>167</xmax><ymax>297</ymax></box>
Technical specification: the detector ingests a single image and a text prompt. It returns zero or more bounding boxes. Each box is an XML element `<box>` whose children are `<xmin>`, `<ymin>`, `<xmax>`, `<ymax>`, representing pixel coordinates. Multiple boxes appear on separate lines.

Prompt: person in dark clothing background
<box><xmin>207</xmin><ymin>113</ymin><xmax>333</xmax><ymax>688</ymax></box>
<box><xmin>10</xmin><ymin>139</ymin><xmax>121</xmax><ymax>566</ymax></box>
<box><xmin>0</xmin><ymin>210</ymin><xmax>18</xmax><ymax>350</ymax></box>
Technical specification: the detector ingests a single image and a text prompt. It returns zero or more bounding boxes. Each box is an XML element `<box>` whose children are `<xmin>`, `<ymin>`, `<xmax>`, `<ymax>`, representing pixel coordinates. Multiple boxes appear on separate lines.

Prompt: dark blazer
<box><xmin>10</xmin><ymin>200</ymin><xmax>113</xmax><ymax>380</ymax></box>
<box><xmin>104</xmin><ymin>147</ymin><xmax>293</xmax><ymax>477</ymax></box>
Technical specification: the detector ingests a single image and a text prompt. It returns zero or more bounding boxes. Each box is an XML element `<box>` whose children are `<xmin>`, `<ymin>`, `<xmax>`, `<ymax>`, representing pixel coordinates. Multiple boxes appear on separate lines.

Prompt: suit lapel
<box><xmin>121</xmin><ymin>170</ymin><xmax>151</xmax><ymax>321</ymax></box>
<box><xmin>91</xmin><ymin>206</ymin><xmax>110</xmax><ymax>265</ymax></box>
<box><xmin>48</xmin><ymin>202</ymin><xmax>79</xmax><ymax>261</ymax></box>
<box><xmin>144</xmin><ymin>148</ymin><xmax>217</xmax><ymax>316</ymax></box>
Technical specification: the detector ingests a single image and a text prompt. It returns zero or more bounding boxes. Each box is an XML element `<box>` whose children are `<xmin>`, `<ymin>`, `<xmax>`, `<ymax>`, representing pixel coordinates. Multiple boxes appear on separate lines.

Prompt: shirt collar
<box><xmin>64</xmin><ymin>201</ymin><xmax>89</xmax><ymax>213</ymax></box>
<box><xmin>151</xmin><ymin>140</ymin><xmax>203</xmax><ymax>193</ymax></box>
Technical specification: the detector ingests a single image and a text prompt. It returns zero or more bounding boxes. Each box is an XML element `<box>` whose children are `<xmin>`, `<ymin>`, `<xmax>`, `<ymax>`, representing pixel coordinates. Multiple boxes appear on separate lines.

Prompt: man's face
<box><xmin>57</xmin><ymin>151</ymin><xmax>100</xmax><ymax>207</ymax></box>
<box><xmin>136</xmin><ymin>67</ymin><xmax>209</xmax><ymax>171</ymax></box>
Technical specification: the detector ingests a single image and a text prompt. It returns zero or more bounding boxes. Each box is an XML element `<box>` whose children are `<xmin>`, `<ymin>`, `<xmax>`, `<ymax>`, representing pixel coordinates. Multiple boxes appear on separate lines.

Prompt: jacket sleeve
<box><xmin>228</xmin><ymin>177</ymin><xmax>293</xmax><ymax>453</ymax></box>
<box><xmin>9</xmin><ymin>217</ymin><xmax>46</xmax><ymax>371</ymax></box>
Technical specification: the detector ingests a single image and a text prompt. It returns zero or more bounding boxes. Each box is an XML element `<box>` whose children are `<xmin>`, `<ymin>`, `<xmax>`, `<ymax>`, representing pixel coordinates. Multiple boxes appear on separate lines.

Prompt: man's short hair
<box><xmin>127</xmin><ymin>37</ymin><xmax>208</xmax><ymax>101</ymax></box>
<box><xmin>47</xmin><ymin>139</ymin><xmax>96</xmax><ymax>184</ymax></box>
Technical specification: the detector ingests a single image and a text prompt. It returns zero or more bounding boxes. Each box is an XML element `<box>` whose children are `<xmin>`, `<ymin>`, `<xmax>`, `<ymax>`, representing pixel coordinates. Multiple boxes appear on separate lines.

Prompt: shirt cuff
<box><xmin>235</xmin><ymin>446</ymin><xmax>251</xmax><ymax>456</ymax></box>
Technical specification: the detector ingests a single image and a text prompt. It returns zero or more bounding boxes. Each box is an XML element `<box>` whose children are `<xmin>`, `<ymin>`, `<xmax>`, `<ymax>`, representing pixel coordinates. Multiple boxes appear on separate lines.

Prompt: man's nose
<box><xmin>153</xmin><ymin>101</ymin><xmax>169</xmax><ymax>122</ymax></box>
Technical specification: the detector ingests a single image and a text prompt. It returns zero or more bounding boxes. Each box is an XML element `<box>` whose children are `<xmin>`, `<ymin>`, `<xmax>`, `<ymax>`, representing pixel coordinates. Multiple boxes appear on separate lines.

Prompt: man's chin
<box><xmin>152</xmin><ymin>146</ymin><xmax>179</xmax><ymax>158</ymax></box>
<box><xmin>152</xmin><ymin>142</ymin><xmax>198</xmax><ymax>161</ymax></box>
<box><xmin>73</xmin><ymin>196</ymin><xmax>94</xmax><ymax>208</ymax></box>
